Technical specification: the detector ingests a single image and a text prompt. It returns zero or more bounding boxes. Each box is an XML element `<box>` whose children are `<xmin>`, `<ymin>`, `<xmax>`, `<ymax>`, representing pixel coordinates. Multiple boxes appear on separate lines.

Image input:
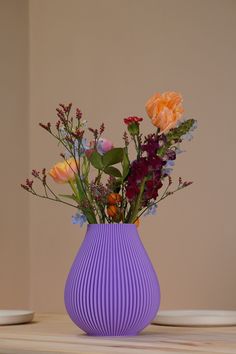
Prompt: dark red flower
<box><xmin>32</xmin><ymin>169</ymin><xmax>40</xmax><ymax>178</ymax></box>
<box><xmin>131</xmin><ymin>158</ymin><xmax>149</xmax><ymax>179</ymax></box>
<box><xmin>143</xmin><ymin>177</ymin><xmax>163</xmax><ymax>201</ymax></box>
<box><xmin>21</xmin><ymin>184</ymin><xmax>29</xmax><ymax>191</ymax></box>
<box><xmin>147</xmin><ymin>156</ymin><xmax>164</xmax><ymax>171</ymax></box>
<box><xmin>76</xmin><ymin>108</ymin><xmax>82</xmax><ymax>120</ymax></box>
<box><xmin>55</xmin><ymin>120</ymin><xmax>61</xmax><ymax>130</ymax></box>
<box><xmin>142</xmin><ymin>133</ymin><xmax>167</xmax><ymax>157</ymax></box>
<box><xmin>99</xmin><ymin>123</ymin><xmax>105</xmax><ymax>135</ymax></box>
<box><xmin>72</xmin><ymin>129</ymin><xmax>84</xmax><ymax>139</ymax></box>
<box><xmin>39</xmin><ymin>122</ymin><xmax>51</xmax><ymax>131</ymax></box>
<box><xmin>123</xmin><ymin>131</ymin><xmax>129</xmax><ymax>146</ymax></box>
<box><xmin>125</xmin><ymin>183</ymin><xmax>140</xmax><ymax>200</ymax></box>
<box><xmin>26</xmin><ymin>179</ymin><xmax>33</xmax><ymax>189</ymax></box>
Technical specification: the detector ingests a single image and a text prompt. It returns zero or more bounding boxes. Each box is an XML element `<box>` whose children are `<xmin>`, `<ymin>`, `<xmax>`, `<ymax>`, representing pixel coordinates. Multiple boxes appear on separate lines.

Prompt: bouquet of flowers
<box><xmin>21</xmin><ymin>91</ymin><xmax>197</xmax><ymax>226</ymax></box>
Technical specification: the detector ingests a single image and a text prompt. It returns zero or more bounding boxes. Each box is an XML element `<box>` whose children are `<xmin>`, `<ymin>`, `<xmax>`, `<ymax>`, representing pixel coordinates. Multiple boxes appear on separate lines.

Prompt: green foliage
<box><xmin>74</xmin><ymin>175</ymin><xmax>86</xmax><ymax>200</ymax></box>
<box><xmin>158</xmin><ymin>119</ymin><xmax>195</xmax><ymax>156</ymax></box>
<box><xmin>102</xmin><ymin>148</ymin><xmax>130</xmax><ymax>184</ymax></box>
<box><xmin>59</xmin><ymin>194</ymin><xmax>77</xmax><ymax>201</ymax></box>
<box><xmin>88</xmin><ymin>148</ymin><xmax>124</xmax><ymax>171</ymax></box>
<box><xmin>81</xmin><ymin>157</ymin><xmax>90</xmax><ymax>179</ymax></box>
<box><xmin>103</xmin><ymin>166</ymin><xmax>122</xmax><ymax>178</ymax></box>
<box><xmin>121</xmin><ymin>149</ymin><xmax>130</xmax><ymax>180</ymax></box>
<box><xmin>167</xmin><ymin>119</ymin><xmax>195</xmax><ymax>143</ymax></box>
<box><xmin>89</xmin><ymin>151</ymin><xmax>104</xmax><ymax>170</ymax></box>
<box><xmin>127</xmin><ymin>122</ymin><xmax>140</xmax><ymax>136</ymax></box>
<box><xmin>24</xmin><ymin>102</ymin><xmax>196</xmax><ymax>226</ymax></box>
<box><xmin>103</xmin><ymin>148</ymin><xmax>124</xmax><ymax>167</ymax></box>
<box><xmin>73</xmin><ymin>175</ymin><xmax>97</xmax><ymax>223</ymax></box>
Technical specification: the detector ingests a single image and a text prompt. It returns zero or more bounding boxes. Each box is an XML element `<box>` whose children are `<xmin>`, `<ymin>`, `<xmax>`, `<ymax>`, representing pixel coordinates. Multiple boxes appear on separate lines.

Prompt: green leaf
<box><xmin>166</xmin><ymin>119</ymin><xmax>195</xmax><ymax>144</ymax></box>
<box><xmin>122</xmin><ymin>149</ymin><xmax>130</xmax><ymax>180</ymax></box>
<box><xmin>103</xmin><ymin>166</ymin><xmax>122</xmax><ymax>178</ymax></box>
<box><xmin>88</xmin><ymin>151</ymin><xmax>104</xmax><ymax>170</ymax></box>
<box><xmin>156</xmin><ymin>146</ymin><xmax>166</xmax><ymax>157</ymax></box>
<box><xmin>59</xmin><ymin>194</ymin><xmax>77</xmax><ymax>201</ymax></box>
<box><xmin>74</xmin><ymin>175</ymin><xmax>86</xmax><ymax>201</ymax></box>
<box><xmin>157</xmin><ymin>119</ymin><xmax>196</xmax><ymax>157</ymax></box>
<box><xmin>111</xmin><ymin>180</ymin><xmax>121</xmax><ymax>193</ymax></box>
<box><xmin>102</xmin><ymin>148</ymin><xmax>124</xmax><ymax>167</ymax></box>
<box><xmin>74</xmin><ymin>175</ymin><xmax>97</xmax><ymax>224</ymax></box>
<box><xmin>84</xmin><ymin>210</ymin><xmax>97</xmax><ymax>224</ymax></box>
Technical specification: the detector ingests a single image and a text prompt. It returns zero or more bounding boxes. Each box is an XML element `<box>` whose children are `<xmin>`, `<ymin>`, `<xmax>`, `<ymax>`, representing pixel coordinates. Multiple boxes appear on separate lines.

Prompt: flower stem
<box><xmin>27</xmin><ymin>189</ymin><xmax>77</xmax><ymax>208</ymax></box>
<box><xmin>129</xmin><ymin>177</ymin><xmax>147</xmax><ymax>223</ymax></box>
<box><xmin>135</xmin><ymin>183</ymin><xmax>188</xmax><ymax>222</ymax></box>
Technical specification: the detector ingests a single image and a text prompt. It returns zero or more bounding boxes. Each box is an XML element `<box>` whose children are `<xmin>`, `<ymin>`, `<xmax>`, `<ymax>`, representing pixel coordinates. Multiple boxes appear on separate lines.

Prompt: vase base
<box><xmin>86</xmin><ymin>332</ymin><xmax>139</xmax><ymax>337</ymax></box>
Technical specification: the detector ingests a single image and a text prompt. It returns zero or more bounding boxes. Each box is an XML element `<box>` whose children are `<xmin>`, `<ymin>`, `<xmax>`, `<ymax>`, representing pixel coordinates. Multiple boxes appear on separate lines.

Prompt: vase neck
<box><xmin>87</xmin><ymin>223</ymin><xmax>137</xmax><ymax>231</ymax></box>
<box><xmin>86</xmin><ymin>223</ymin><xmax>139</xmax><ymax>241</ymax></box>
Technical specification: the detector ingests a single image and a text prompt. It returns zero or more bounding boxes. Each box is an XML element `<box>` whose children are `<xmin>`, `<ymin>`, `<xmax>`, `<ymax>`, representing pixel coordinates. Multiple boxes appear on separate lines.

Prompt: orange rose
<box><xmin>145</xmin><ymin>91</ymin><xmax>184</xmax><ymax>133</ymax></box>
<box><xmin>49</xmin><ymin>158</ymin><xmax>78</xmax><ymax>184</ymax></box>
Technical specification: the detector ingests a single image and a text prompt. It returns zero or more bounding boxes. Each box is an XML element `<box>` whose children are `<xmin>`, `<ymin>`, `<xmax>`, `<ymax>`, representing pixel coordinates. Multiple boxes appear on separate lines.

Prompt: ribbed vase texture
<box><xmin>64</xmin><ymin>224</ymin><xmax>160</xmax><ymax>336</ymax></box>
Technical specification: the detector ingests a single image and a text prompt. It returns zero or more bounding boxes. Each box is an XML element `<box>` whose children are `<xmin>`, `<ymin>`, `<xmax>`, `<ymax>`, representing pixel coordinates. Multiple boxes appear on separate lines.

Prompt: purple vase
<box><xmin>64</xmin><ymin>224</ymin><xmax>160</xmax><ymax>336</ymax></box>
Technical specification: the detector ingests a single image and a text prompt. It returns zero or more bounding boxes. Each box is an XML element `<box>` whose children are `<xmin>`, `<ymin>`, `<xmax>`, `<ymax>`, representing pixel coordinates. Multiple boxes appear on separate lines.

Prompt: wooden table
<box><xmin>0</xmin><ymin>314</ymin><xmax>236</xmax><ymax>354</ymax></box>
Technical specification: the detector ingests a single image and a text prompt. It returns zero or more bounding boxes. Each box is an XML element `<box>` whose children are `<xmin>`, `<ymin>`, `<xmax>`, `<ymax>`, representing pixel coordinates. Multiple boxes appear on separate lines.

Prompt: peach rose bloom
<box><xmin>145</xmin><ymin>91</ymin><xmax>184</xmax><ymax>133</ymax></box>
<box><xmin>49</xmin><ymin>157</ymin><xmax>78</xmax><ymax>184</ymax></box>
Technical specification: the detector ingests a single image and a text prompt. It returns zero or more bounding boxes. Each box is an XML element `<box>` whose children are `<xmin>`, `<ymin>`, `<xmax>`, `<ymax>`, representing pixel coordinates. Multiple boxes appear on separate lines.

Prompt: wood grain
<box><xmin>0</xmin><ymin>314</ymin><xmax>236</xmax><ymax>354</ymax></box>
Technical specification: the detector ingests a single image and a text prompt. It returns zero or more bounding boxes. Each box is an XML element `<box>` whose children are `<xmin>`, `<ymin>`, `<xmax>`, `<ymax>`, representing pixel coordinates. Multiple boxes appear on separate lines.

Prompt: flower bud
<box><xmin>107</xmin><ymin>193</ymin><xmax>122</xmax><ymax>205</ymax></box>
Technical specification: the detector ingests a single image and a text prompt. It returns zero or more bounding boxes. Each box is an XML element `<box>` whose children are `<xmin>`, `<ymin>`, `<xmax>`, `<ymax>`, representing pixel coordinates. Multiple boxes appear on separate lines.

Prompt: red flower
<box><xmin>124</xmin><ymin>116</ymin><xmax>143</xmax><ymax>125</ymax></box>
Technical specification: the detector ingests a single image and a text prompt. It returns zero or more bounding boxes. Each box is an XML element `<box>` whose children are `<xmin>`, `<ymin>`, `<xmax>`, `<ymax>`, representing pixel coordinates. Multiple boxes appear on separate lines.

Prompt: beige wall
<box><xmin>1</xmin><ymin>0</ymin><xmax>236</xmax><ymax>313</ymax></box>
<box><xmin>0</xmin><ymin>0</ymin><xmax>29</xmax><ymax>308</ymax></box>
<box><xmin>29</xmin><ymin>0</ymin><xmax>236</xmax><ymax>312</ymax></box>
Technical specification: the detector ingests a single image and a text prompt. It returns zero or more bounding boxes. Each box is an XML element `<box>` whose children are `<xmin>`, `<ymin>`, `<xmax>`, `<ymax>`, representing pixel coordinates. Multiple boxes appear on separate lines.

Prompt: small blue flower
<box><xmin>64</xmin><ymin>137</ymin><xmax>91</xmax><ymax>159</ymax></box>
<box><xmin>176</xmin><ymin>119</ymin><xmax>185</xmax><ymax>128</ymax></box>
<box><xmin>72</xmin><ymin>212</ymin><xmax>87</xmax><ymax>227</ymax></box>
<box><xmin>166</xmin><ymin>160</ymin><xmax>175</xmax><ymax>168</ymax></box>
<box><xmin>162</xmin><ymin>168</ymin><xmax>172</xmax><ymax>176</ymax></box>
<box><xmin>162</xmin><ymin>160</ymin><xmax>175</xmax><ymax>176</ymax></box>
<box><xmin>144</xmin><ymin>204</ymin><xmax>158</xmax><ymax>216</ymax></box>
<box><xmin>64</xmin><ymin>139</ymin><xmax>79</xmax><ymax>159</ymax></box>
<box><xmin>81</xmin><ymin>138</ymin><xmax>91</xmax><ymax>153</ymax></box>
<box><xmin>190</xmin><ymin>120</ymin><xmax>198</xmax><ymax>132</ymax></box>
<box><xmin>64</xmin><ymin>151</ymin><xmax>71</xmax><ymax>159</ymax></box>
<box><xmin>175</xmin><ymin>147</ymin><xmax>185</xmax><ymax>155</ymax></box>
<box><xmin>59</xmin><ymin>127</ymin><xmax>67</xmax><ymax>138</ymax></box>
<box><xmin>182</xmin><ymin>132</ymin><xmax>193</xmax><ymax>141</ymax></box>
<box><xmin>73</xmin><ymin>139</ymin><xmax>79</xmax><ymax>156</ymax></box>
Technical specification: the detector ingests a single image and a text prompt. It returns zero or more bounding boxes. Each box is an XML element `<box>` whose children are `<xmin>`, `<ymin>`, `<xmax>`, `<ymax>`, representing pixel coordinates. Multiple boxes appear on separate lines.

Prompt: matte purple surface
<box><xmin>64</xmin><ymin>224</ymin><xmax>160</xmax><ymax>336</ymax></box>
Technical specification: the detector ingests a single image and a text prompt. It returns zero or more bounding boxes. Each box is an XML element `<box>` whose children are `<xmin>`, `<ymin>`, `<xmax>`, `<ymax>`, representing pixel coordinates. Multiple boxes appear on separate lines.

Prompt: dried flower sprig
<box><xmin>22</xmin><ymin>92</ymin><xmax>197</xmax><ymax>226</ymax></box>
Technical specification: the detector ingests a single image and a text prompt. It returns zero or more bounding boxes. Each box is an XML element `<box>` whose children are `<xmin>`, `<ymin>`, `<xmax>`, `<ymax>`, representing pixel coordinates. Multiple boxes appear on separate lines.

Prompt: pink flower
<box><xmin>96</xmin><ymin>138</ymin><xmax>113</xmax><ymax>155</ymax></box>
